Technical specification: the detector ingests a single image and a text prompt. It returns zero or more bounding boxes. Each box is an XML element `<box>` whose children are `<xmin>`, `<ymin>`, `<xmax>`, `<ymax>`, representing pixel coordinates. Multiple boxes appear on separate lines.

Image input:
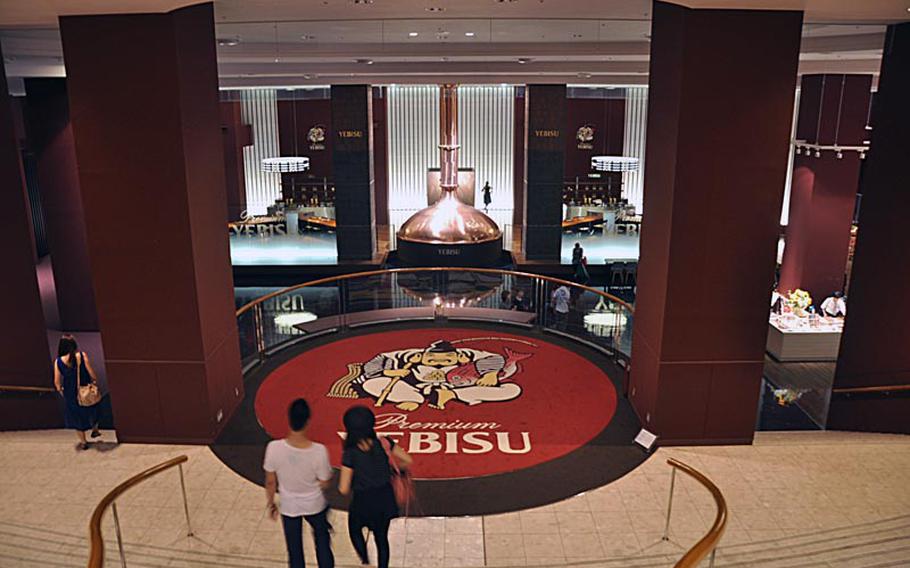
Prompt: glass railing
<box><xmin>235</xmin><ymin>268</ymin><xmax>633</xmax><ymax>374</ymax></box>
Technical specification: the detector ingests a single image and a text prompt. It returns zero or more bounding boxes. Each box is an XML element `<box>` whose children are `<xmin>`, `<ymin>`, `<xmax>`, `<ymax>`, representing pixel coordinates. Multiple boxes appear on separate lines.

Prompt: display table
<box><xmin>766</xmin><ymin>314</ymin><xmax>843</xmax><ymax>362</ymax></box>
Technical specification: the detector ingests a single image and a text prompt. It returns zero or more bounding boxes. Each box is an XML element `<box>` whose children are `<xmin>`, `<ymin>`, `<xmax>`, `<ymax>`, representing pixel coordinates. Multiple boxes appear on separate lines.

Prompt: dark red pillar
<box><xmin>778</xmin><ymin>75</ymin><xmax>871</xmax><ymax>302</ymax></box>
<box><xmin>24</xmin><ymin>78</ymin><xmax>100</xmax><ymax>331</ymax></box>
<box><xmin>60</xmin><ymin>2</ymin><xmax>243</xmax><ymax>443</ymax></box>
<box><xmin>629</xmin><ymin>2</ymin><xmax>802</xmax><ymax>445</ymax></box>
<box><xmin>829</xmin><ymin>23</ymin><xmax>910</xmax><ymax>434</ymax></box>
<box><xmin>0</xmin><ymin>46</ymin><xmax>57</xmax><ymax>429</ymax></box>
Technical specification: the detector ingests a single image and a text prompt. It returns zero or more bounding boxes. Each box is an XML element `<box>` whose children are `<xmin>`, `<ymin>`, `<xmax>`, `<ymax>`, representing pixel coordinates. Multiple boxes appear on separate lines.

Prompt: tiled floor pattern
<box><xmin>0</xmin><ymin>430</ymin><xmax>908</xmax><ymax>567</ymax></box>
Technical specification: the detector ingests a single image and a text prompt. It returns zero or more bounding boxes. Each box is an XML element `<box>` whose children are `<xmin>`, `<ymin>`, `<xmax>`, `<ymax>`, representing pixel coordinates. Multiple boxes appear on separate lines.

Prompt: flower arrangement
<box><xmin>787</xmin><ymin>289</ymin><xmax>813</xmax><ymax>317</ymax></box>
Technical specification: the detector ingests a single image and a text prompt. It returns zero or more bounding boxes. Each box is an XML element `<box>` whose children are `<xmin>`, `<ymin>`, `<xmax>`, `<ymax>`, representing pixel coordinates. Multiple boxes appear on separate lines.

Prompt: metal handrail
<box><xmin>832</xmin><ymin>384</ymin><xmax>910</xmax><ymax>394</ymax></box>
<box><xmin>87</xmin><ymin>455</ymin><xmax>193</xmax><ymax>568</ymax></box>
<box><xmin>664</xmin><ymin>458</ymin><xmax>728</xmax><ymax>568</ymax></box>
<box><xmin>235</xmin><ymin>266</ymin><xmax>635</xmax><ymax>317</ymax></box>
<box><xmin>0</xmin><ymin>384</ymin><xmax>56</xmax><ymax>393</ymax></box>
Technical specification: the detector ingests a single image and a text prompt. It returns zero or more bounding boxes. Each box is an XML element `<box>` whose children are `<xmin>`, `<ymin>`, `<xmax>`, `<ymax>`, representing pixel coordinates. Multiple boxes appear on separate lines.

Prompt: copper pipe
<box><xmin>439</xmin><ymin>84</ymin><xmax>459</xmax><ymax>191</ymax></box>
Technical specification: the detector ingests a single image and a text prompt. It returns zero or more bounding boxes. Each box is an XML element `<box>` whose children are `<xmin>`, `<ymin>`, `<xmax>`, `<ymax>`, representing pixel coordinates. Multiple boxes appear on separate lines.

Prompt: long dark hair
<box><xmin>343</xmin><ymin>405</ymin><xmax>378</xmax><ymax>451</ymax></box>
<box><xmin>57</xmin><ymin>335</ymin><xmax>78</xmax><ymax>365</ymax></box>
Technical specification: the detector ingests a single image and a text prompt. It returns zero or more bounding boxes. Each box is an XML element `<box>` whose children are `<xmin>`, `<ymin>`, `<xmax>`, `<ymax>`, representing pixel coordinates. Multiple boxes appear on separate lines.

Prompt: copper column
<box><xmin>439</xmin><ymin>84</ymin><xmax>459</xmax><ymax>192</ymax></box>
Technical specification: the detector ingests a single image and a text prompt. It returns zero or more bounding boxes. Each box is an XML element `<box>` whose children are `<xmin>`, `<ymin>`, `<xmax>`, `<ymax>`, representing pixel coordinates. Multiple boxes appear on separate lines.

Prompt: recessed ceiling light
<box><xmin>352</xmin><ymin>0</ymin><xmax>373</xmax><ymax>4</ymax></box>
<box><xmin>465</xmin><ymin>32</ymin><xmax>475</xmax><ymax>37</ymax></box>
<box><xmin>426</xmin><ymin>6</ymin><xmax>445</xmax><ymax>12</ymax></box>
<box><xmin>301</xmin><ymin>34</ymin><xmax>316</xmax><ymax>41</ymax></box>
<box><xmin>517</xmin><ymin>57</ymin><xmax>531</xmax><ymax>64</ymax></box>
<box><xmin>409</xmin><ymin>32</ymin><xmax>419</xmax><ymax>37</ymax></box>
<box><xmin>355</xmin><ymin>58</ymin><xmax>374</xmax><ymax>65</ymax></box>
<box><xmin>217</xmin><ymin>36</ymin><xmax>240</xmax><ymax>47</ymax></box>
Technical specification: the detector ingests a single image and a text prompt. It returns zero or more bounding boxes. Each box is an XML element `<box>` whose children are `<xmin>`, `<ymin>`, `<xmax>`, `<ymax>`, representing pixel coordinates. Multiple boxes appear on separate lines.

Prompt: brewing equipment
<box><xmin>396</xmin><ymin>84</ymin><xmax>503</xmax><ymax>266</ymax></box>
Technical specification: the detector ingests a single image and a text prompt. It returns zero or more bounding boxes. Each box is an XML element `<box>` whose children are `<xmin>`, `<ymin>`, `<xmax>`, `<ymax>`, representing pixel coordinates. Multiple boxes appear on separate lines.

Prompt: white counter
<box><xmin>766</xmin><ymin>315</ymin><xmax>843</xmax><ymax>362</ymax></box>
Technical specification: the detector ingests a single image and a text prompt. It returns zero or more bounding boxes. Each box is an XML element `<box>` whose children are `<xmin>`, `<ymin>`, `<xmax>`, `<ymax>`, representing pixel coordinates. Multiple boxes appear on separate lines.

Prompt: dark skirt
<box><xmin>350</xmin><ymin>483</ymin><xmax>399</xmax><ymax>527</ymax></box>
<box><xmin>62</xmin><ymin>374</ymin><xmax>99</xmax><ymax>431</ymax></box>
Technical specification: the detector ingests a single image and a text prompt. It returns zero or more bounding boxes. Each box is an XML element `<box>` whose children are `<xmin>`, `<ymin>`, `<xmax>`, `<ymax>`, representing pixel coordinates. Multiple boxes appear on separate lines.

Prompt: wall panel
<box><xmin>622</xmin><ymin>86</ymin><xmax>648</xmax><ymax>214</ymax></box>
<box><xmin>240</xmin><ymin>88</ymin><xmax>281</xmax><ymax>215</ymax></box>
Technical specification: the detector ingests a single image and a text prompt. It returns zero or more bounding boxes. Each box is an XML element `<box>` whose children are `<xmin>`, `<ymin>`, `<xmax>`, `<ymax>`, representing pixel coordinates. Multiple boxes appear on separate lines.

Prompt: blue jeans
<box><xmin>281</xmin><ymin>508</ymin><xmax>334</xmax><ymax>568</ymax></box>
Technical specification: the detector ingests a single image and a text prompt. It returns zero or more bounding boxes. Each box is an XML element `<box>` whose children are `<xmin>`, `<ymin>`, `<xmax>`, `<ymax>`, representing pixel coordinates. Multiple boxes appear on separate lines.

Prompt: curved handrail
<box><xmin>87</xmin><ymin>455</ymin><xmax>189</xmax><ymax>568</ymax></box>
<box><xmin>832</xmin><ymin>384</ymin><xmax>910</xmax><ymax>394</ymax></box>
<box><xmin>668</xmin><ymin>458</ymin><xmax>728</xmax><ymax>568</ymax></box>
<box><xmin>235</xmin><ymin>266</ymin><xmax>634</xmax><ymax>317</ymax></box>
<box><xmin>0</xmin><ymin>384</ymin><xmax>56</xmax><ymax>393</ymax></box>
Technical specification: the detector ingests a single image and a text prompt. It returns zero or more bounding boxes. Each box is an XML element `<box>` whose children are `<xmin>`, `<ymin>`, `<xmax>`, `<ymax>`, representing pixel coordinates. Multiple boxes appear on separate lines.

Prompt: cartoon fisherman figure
<box><xmin>328</xmin><ymin>339</ymin><xmax>530</xmax><ymax>411</ymax></box>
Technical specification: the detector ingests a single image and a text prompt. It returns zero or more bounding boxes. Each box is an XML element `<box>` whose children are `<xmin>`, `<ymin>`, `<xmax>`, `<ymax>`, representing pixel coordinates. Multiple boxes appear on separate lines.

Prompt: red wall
<box><xmin>0</xmin><ymin>46</ymin><xmax>53</xmax><ymax>404</ymax></box>
<box><xmin>276</xmin><ymin>89</ymin><xmax>388</xmax><ymax>226</ymax></box>
<box><xmin>564</xmin><ymin>97</ymin><xmax>625</xmax><ymax>179</ymax></box>
<box><xmin>278</xmin><ymin>99</ymin><xmax>333</xmax><ymax>178</ymax></box>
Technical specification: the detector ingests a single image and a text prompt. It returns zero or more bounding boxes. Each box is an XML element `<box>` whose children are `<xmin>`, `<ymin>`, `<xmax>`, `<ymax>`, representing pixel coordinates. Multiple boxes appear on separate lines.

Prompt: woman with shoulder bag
<box><xmin>339</xmin><ymin>406</ymin><xmax>413</xmax><ymax>568</ymax></box>
<box><xmin>53</xmin><ymin>335</ymin><xmax>102</xmax><ymax>450</ymax></box>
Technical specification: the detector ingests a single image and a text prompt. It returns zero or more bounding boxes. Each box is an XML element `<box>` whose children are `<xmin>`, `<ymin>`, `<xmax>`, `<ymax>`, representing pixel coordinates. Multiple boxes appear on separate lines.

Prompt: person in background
<box><xmin>820</xmin><ymin>291</ymin><xmax>847</xmax><ymax>317</ymax></box>
<box><xmin>339</xmin><ymin>406</ymin><xmax>412</xmax><ymax>568</ymax></box>
<box><xmin>264</xmin><ymin>399</ymin><xmax>334</xmax><ymax>568</ymax></box>
<box><xmin>512</xmin><ymin>289</ymin><xmax>530</xmax><ymax>312</ymax></box>
<box><xmin>54</xmin><ymin>334</ymin><xmax>101</xmax><ymax>450</ymax></box>
<box><xmin>571</xmin><ymin>242</ymin><xmax>584</xmax><ymax>268</ymax></box>
<box><xmin>551</xmin><ymin>284</ymin><xmax>571</xmax><ymax>331</ymax></box>
<box><xmin>482</xmin><ymin>181</ymin><xmax>492</xmax><ymax>212</ymax></box>
<box><xmin>499</xmin><ymin>289</ymin><xmax>513</xmax><ymax>310</ymax></box>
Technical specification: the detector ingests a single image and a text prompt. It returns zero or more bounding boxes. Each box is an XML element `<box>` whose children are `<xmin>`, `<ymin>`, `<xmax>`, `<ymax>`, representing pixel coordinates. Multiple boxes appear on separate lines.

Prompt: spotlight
<box><xmin>408</xmin><ymin>32</ymin><xmax>419</xmax><ymax>37</ymax></box>
<box><xmin>814</xmin><ymin>149</ymin><xmax>821</xmax><ymax>158</ymax></box>
<box><xmin>860</xmin><ymin>152</ymin><xmax>867</xmax><ymax>160</ymax></box>
<box><xmin>836</xmin><ymin>150</ymin><xmax>843</xmax><ymax>159</ymax></box>
<box><xmin>517</xmin><ymin>57</ymin><xmax>531</xmax><ymax>64</ymax></box>
<box><xmin>795</xmin><ymin>146</ymin><xmax>802</xmax><ymax>155</ymax></box>
<box><xmin>465</xmin><ymin>32</ymin><xmax>475</xmax><ymax>37</ymax></box>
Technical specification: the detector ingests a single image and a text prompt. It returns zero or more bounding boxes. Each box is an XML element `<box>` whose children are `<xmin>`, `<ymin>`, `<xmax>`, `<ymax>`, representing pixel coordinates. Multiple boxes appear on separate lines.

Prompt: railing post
<box><xmin>662</xmin><ymin>466</ymin><xmax>677</xmax><ymax>541</ymax></box>
<box><xmin>111</xmin><ymin>501</ymin><xmax>127</xmax><ymax>567</ymax></box>
<box><xmin>178</xmin><ymin>463</ymin><xmax>193</xmax><ymax>537</ymax></box>
<box><xmin>709</xmin><ymin>548</ymin><xmax>717</xmax><ymax>567</ymax></box>
<box><xmin>253</xmin><ymin>303</ymin><xmax>266</xmax><ymax>361</ymax></box>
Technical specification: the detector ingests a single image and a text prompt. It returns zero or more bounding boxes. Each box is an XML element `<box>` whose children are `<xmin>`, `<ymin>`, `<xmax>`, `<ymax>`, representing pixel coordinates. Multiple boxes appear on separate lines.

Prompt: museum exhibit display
<box><xmin>396</xmin><ymin>84</ymin><xmax>504</xmax><ymax>266</ymax></box>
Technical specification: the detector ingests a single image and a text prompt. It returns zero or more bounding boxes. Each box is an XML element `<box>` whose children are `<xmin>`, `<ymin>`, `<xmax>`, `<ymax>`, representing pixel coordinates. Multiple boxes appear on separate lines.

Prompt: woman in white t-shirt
<box><xmin>264</xmin><ymin>399</ymin><xmax>334</xmax><ymax>568</ymax></box>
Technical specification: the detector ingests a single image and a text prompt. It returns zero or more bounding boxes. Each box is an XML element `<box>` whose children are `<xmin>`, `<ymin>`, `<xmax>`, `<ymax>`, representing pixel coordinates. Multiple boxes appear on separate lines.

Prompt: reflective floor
<box><xmin>559</xmin><ymin>232</ymin><xmax>640</xmax><ymax>265</ymax></box>
<box><xmin>229</xmin><ymin>232</ymin><xmax>338</xmax><ymax>266</ymax></box>
<box><xmin>229</xmin><ymin>230</ymin><xmax>646</xmax><ymax>266</ymax></box>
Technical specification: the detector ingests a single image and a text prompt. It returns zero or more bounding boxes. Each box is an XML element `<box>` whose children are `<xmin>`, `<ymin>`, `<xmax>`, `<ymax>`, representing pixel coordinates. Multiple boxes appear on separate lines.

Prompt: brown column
<box><xmin>523</xmin><ymin>84</ymin><xmax>566</xmax><ymax>261</ymax></box>
<box><xmin>0</xmin><ymin>47</ymin><xmax>56</xmax><ymax>428</ymax></box>
<box><xmin>829</xmin><ymin>23</ymin><xmax>910</xmax><ymax>434</ymax></box>
<box><xmin>778</xmin><ymin>75</ymin><xmax>871</xmax><ymax>302</ymax></box>
<box><xmin>220</xmin><ymin>101</ymin><xmax>250</xmax><ymax>222</ymax></box>
<box><xmin>331</xmin><ymin>85</ymin><xmax>376</xmax><ymax>261</ymax></box>
<box><xmin>24</xmin><ymin>78</ymin><xmax>100</xmax><ymax>331</ymax></box>
<box><xmin>629</xmin><ymin>1</ymin><xmax>802</xmax><ymax>445</ymax></box>
<box><xmin>60</xmin><ymin>2</ymin><xmax>243</xmax><ymax>443</ymax></box>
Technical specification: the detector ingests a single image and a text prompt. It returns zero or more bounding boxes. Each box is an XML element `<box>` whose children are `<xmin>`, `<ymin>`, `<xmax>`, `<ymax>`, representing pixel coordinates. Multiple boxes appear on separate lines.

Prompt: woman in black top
<box><xmin>338</xmin><ymin>406</ymin><xmax>413</xmax><ymax>568</ymax></box>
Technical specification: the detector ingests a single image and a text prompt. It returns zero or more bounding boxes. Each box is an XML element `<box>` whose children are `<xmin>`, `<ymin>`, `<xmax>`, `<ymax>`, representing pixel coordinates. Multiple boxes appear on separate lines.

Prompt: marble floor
<box><xmin>0</xmin><ymin>429</ymin><xmax>908</xmax><ymax>567</ymax></box>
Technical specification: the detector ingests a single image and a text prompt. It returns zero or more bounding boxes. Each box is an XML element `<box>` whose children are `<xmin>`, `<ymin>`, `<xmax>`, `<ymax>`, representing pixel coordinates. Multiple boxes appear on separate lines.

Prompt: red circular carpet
<box><xmin>254</xmin><ymin>328</ymin><xmax>617</xmax><ymax>480</ymax></box>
